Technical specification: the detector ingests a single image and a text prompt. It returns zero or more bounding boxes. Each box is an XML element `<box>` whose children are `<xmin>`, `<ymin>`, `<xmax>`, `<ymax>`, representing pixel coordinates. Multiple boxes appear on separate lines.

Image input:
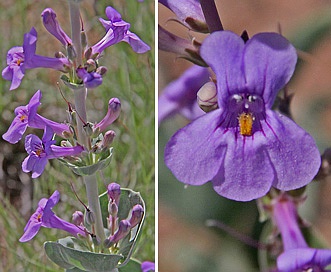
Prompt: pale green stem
<box><xmin>68</xmin><ymin>0</ymin><xmax>105</xmax><ymax>244</ymax></box>
<box><xmin>84</xmin><ymin>174</ymin><xmax>106</xmax><ymax>243</ymax></box>
<box><xmin>74</xmin><ymin>86</ymin><xmax>89</xmax><ymax>148</ymax></box>
<box><xmin>69</xmin><ymin>0</ymin><xmax>82</xmax><ymax>67</ymax></box>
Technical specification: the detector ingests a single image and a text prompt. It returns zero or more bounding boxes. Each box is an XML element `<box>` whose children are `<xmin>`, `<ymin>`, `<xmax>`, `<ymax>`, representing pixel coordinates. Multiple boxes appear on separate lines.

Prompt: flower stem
<box><xmin>84</xmin><ymin>174</ymin><xmax>106</xmax><ymax>244</ymax></box>
<box><xmin>74</xmin><ymin>86</ymin><xmax>89</xmax><ymax>148</ymax></box>
<box><xmin>69</xmin><ymin>0</ymin><xmax>82</xmax><ymax>67</ymax></box>
<box><xmin>200</xmin><ymin>0</ymin><xmax>224</xmax><ymax>32</ymax></box>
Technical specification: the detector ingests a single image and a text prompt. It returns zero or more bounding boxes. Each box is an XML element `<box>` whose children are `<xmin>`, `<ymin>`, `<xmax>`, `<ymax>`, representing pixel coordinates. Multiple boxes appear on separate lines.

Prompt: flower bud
<box><xmin>55</xmin><ymin>52</ymin><xmax>67</xmax><ymax>59</ymax></box>
<box><xmin>128</xmin><ymin>204</ymin><xmax>144</xmax><ymax>228</ymax></box>
<box><xmin>108</xmin><ymin>201</ymin><xmax>118</xmax><ymax>217</ymax></box>
<box><xmin>197</xmin><ymin>81</ymin><xmax>218</xmax><ymax>112</ymax></box>
<box><xmin>107</xmin><ymin>183</ymin><xmax>121</xmax><ymax>206</ymax></box>
<box><xmin>94</xmin><ymin>98</ymin><xmax>121</xmax><ymax>132</ymax></box>
<box><xmin>102</xmin><ymin>130</ymin><xmax>116</xmax><ymax>149</ymax></box>
<box><xmin>67</xmin><ymin>44</ymin><xmax>77</xmax><ymax>60</ymax></box>
<box><xmin>85</xmin><ymin>209</ymin><xmax>96</xmax><ymax>226</ymax></box>
<box><xmin>84</xmin><ymin>47</ymin><xmax>92</xmax><ymax>60</ymax></box>
<box><xmin>81</xmin><ymin>30</ymin><xmax>87</xmax><ymax>49</ymax></box>
<box><xmin>109</xmin><ymin>220</ymin><xmax>131</xmax><ymax>243</ymax></box>
<box><xmin>86</xmin><ymin>59</ymin><xmax>97</xmax><ymax>73</ymax></box>
<box><xmin>83</xmin><ymin>122</ymin><xmax>94</xmax><ymax>137</ymax></box>
<box><xmin>72</xmin><ymin>211</ymin><xmax>84</xmax><ymax>226</ymax></box>
<box><xmin>96</xmin><ymin>66</ymin><xmax>108</xmax><ymax>76</ymax></box>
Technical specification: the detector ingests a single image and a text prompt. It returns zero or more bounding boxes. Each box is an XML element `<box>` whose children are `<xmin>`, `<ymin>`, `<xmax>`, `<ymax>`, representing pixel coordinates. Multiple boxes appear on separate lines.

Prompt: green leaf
<box><xmin>59</xmin><ymin>148</ymin><xmax>113</xmax><ymax>176</ymax></box>
<box><xmin>118</xmin><ymin>259</ymin><xmax>141</xmax><ymax>272</ymax></box>
<box><xmin>44</xmin><ymin>237</ymin><xmax>122</xmax><ymax>272</ymax></box>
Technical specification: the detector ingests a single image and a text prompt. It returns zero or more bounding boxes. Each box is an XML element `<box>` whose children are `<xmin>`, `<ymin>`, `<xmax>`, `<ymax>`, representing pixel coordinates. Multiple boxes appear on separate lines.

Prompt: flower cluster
<box><xmin>3</xmin><ymin>6</ymin><xmax>150</xmax><ymax>91</ymax></box>
<box><xmin>104</xmin><ymin>182</ymin><xmax>144</xmax><ymax>248</ymax></box>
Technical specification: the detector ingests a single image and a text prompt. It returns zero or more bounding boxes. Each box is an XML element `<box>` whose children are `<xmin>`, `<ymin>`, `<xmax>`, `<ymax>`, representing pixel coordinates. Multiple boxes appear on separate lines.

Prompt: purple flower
<box><xmin>165</xmin><ymin>31</ymin><xmax>321</xmax><ymax>201</ymax></box>
<box><xmin>2</xmin><ymin>90</ymin><xmax>70</xmax><ymax>144</ymax></box>
<box><xmin>109</xmin><ymin>220</ymin><xmax>131</xmax><ymax>243</ymax></box>
<box><xmin>159</xmin><ymin>0</ymin><xmax>207</xmax><ymax>32</ymax></box>
<box><xmin>19</xmin><ymin>190</ymin><xmax>86</xmax><ymax>242</ymax></box>
<box><xmin>91</xmin><ymin>6</ymin><xmax>150</xmax><ymax>55</ymax></box>
<box><xmin>141</xmin><ymin>261</ymin><xmax>155</xmax><ymax>272</ymax></box>
<box><xmin>158</xmin><ymin>65</ymin><xmax>209</xmax><ymax>125</ymax></box>
<box><xmin>272</xmin><ymin>195</ymin><xmax>331</xmax><ymax>272</ymax></box>
<box><xmin>2</xmin><ymin>27</ymin><xmax>71</xmax><ymax>90</ymax></box>
<box><xmin>41</xmin><ymin>8</ymin><xmax>72</xmax><ymax>46</ymax></box>
<box><xmin>94</xmin><ymin>98</ymin><xmax>121</xmax><ymax>132</ymax></box>
<box><xmin>22</xmin><ymin>126</ymin><xmax>84</xmax><ymax>178</ymax></box>
<box><xmin>128</xmin><ymin>204</ymin><xmax>144</xmax><ymax>228</ymax></box>
<box><xmin>76</xmin><ymin>67</ymin><xmax>103</xmax><ymax>89</ymax></box>
<box><xmin>107</xmin><ymin>182</ymin><xmax>121</xmax><ymax>206</ymax></box>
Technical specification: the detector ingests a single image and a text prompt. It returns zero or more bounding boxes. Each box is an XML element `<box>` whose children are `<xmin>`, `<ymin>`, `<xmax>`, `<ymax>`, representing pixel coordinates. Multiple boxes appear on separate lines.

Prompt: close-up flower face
<box><xmin>165</xmin><ymin>31</ymin><xmax>321</xmax><ymax>201</ymax></box>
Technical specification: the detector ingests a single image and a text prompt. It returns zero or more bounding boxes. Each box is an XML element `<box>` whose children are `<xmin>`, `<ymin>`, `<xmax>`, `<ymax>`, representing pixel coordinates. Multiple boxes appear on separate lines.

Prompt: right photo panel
<box><xmin>158</xmin><ymin>1</ymin><xmax>331</xmax><ymax>271</ymax></box>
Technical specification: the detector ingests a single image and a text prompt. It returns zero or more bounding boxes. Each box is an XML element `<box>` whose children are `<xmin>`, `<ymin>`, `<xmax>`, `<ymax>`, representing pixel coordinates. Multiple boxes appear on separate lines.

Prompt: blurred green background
<box><xmin>0</xmin><ymin>0</ymin><xmax>154</xmax><ymax>271</ymax></box>
<box><xmin>159</xmin><ymin>1</ymin><xmax>331</xmax><ymax>271</ymax></box>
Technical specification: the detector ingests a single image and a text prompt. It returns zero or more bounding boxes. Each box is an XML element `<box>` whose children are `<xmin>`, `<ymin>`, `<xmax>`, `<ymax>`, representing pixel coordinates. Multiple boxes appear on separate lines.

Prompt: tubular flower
<box><xmin>41</xmin><ymin>8</ymin><xmax>72</xmax><ymax>46</ymax></box>
<box><xmin>91</xmin><ymin>6</ymin><xmax>150</xmax><ymax>55</ymax></box>
<box><xmin>2</xmin><ymin>90</ymin><xmax>70</xmax><ymax>144</ymax></box>
<box><xmin>272</xmin><ymin>195</ymin><xmax>331</xmax><ymax>272</ymax></box>
<box><xmin>165</xmin><ymin>31</ymin><xmax>321</xmax><ymax>201</ymax></box>
<box><xmin>22</xmin><ymin>126</ymin><xmax>84</xmax><ymax>178</ymax></box>
<box><xmin>158</xmin><ymin>65</ymin><xmax>209</xmax><ymax>125</ymax></box>
<box><xmin>2</xmin><ymin>27</ymin><xmax>70</xmax><ymax>90</ymax></box>
<box><xmin>19</xmin><ymin>190</ymin><xmax>86</xmax><ymax>242</ymax></box>
<box><xmin>94</xmin><ymin>98</ymin><xmax>121</xmax><ymax>132</ymax></box>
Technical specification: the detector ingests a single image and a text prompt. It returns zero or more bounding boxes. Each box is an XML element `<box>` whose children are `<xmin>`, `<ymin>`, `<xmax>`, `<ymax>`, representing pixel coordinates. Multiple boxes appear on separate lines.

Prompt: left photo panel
<box><xmin>0</xmin><ymin>1</ymin><xmax>155</xmax><ymax>271</ymax></box>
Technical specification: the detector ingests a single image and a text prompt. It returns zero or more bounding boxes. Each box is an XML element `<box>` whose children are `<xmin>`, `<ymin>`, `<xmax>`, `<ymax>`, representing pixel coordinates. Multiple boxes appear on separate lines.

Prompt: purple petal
<box><xmin>243</xmin><ymin>33</ymin><xmax>297</xmax><ymax>107</ymax></box>
<box><xmin>264</xmin><ymin>111</ymin><xmax>321</xmax><ymax>191</ymax></box>
<box><xmin>31</xmin><ymin>157</ymin><xmax>48</xmax><ymax>178</ymax></box>
<box><xmin>2</xmin><ymin>117</ymin><xmax>28</xmax><ymax>144</ymax></box>
<box><xmin>159</xmin><ymin>0</ymin><xmax>205</xmax><ymax>28</ymax></box>
<box><xmin>212</xmin><ymin>132</ymin><xmax>274</xmax><ymax>201</ymax></box>
<box><xmin>9</xmin><ymin>66</ymin><xmax>25</xmax><ymax>91</ymax></box>
<box><xmin>122</xmin><ymin>31</ymin><xmax>150</xmax><ymax>53</ymax></box>
<box><xmin>19</xmin><ymin>218</ymin><xmax>42</xmax><ymax>242</ymax></box>
<box><xmin>24</xmin><ymin>134</ymin><xmax>42</xmax><ymax>154</ymax></box>
<box><xmin>200</xmin><ymin>31</ymin><xmax>246</xmax><ymax>107</ymax></box>
<box><xmin>277</xmin><ymin>248</ymin><xmax>331</xmax><ymax>272</ymax></box>
<box><xmin>141</xmin><ymin>261</ymin><xmax>155</xmax><ymax>272</ymax></box>
<box><xmin>158</xmin><ymin>65</ymin><xmax>209</xmax><ymax>124</ymax></box>
<box><xmin>23</xmin><ymin>28</ymin><xmax>37</xmax><ymax>62</ymax></box>
<box><xmin>105</xmin><ymin>6</ymin><xmax>122</xmax><ymax>22</ymax></box>
<box><xmin>165</xmin><ymin>109</ymin><xmax>227</xmax><ymax>186</ymax></box>
<box><xmin>43</xmin><ymin>190</ymin><xmax>60</xmax><ymax>214</ymax></box>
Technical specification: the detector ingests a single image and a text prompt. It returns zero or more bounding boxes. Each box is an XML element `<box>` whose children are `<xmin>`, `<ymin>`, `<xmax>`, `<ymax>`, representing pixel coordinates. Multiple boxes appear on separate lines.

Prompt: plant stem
<box><xmin>68</xmin><ymin>0</ymin><xmax>104</xmax><ymax>244</ymax></box>
<box><xmin>69</xmin><ymin>0</ymin><xmax>82</xmax><ymax>67</ymax></box>
<box><xmin>84</xmin><ymin>174</ymin><xmax>106</xmax><ymax>243</ymax></box>
<box><xmin>74</xmin><ymin>86</ymin><xmax>89</xmax><ymax>148</ymax></box>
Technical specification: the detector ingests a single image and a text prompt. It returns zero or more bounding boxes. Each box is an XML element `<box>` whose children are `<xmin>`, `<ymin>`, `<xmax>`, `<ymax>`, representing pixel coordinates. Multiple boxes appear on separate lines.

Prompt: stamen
<box><xmin>238</xmin><ymin>112</ymin><xmax>254</xmax><ymax>136</ymax></box>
